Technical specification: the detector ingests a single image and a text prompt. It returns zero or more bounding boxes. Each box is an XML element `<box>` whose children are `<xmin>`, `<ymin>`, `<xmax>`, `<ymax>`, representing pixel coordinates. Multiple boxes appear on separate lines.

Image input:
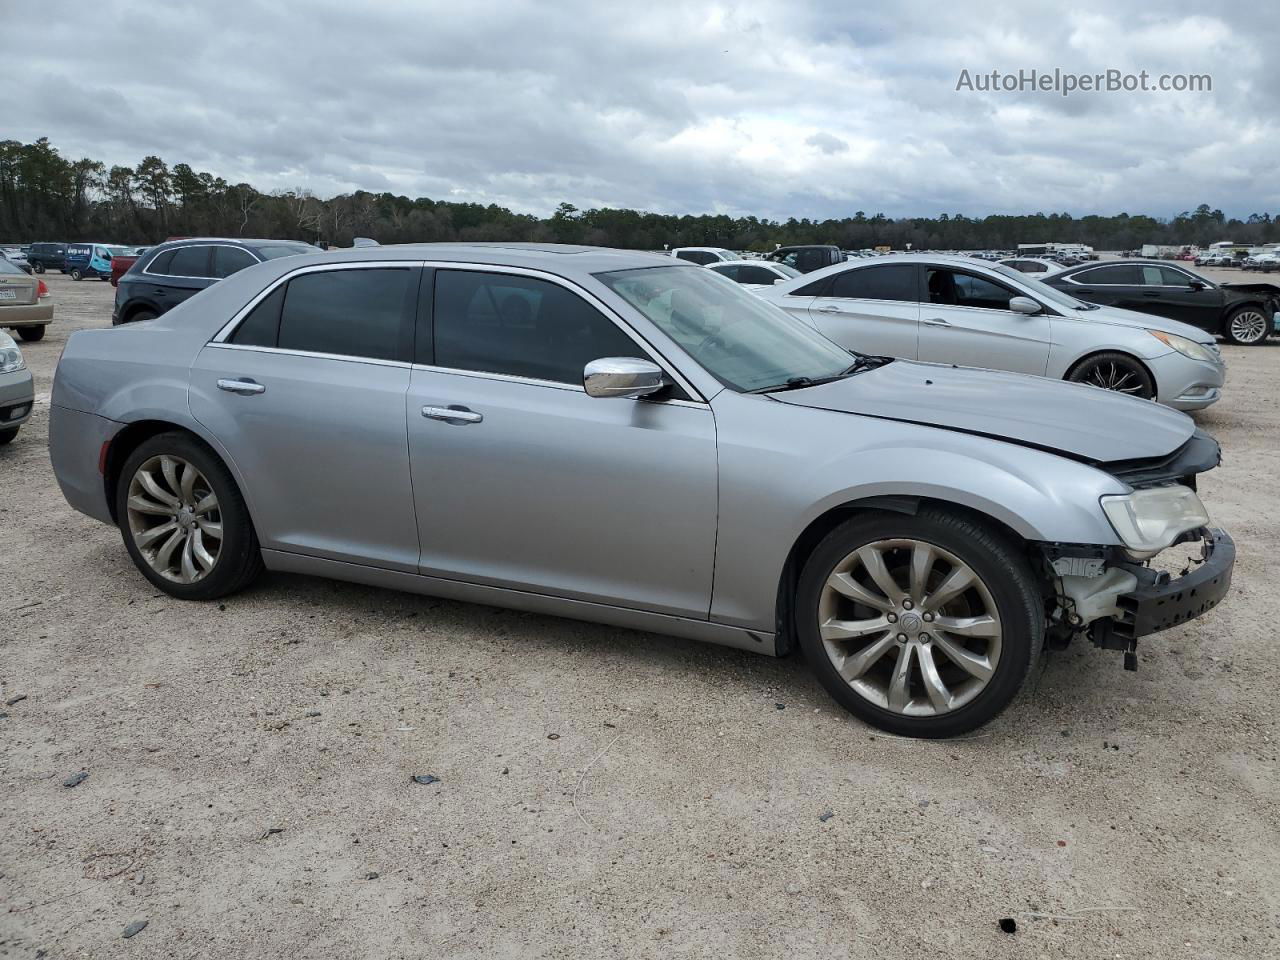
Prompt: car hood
<box><xmin>1068</xmin><ymin>303</ymin><xmax>1216</xmax><ymax>343</ymax></box>
<box><xmin>771</xmin><ymin>360</ymin><xmax>1195</xmax><ymax>463</ymax></box>
<box><xmin>1221</xmin><ymin>281</ymin><xmax>1280</xmax><ymax>300</ymax></box>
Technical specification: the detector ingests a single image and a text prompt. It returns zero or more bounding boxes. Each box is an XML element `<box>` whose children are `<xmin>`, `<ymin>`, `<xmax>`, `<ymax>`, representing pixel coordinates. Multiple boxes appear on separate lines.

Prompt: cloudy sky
<box><xmin>4</xmin><ymin>0</ymin><xmax>1277</xmax><ymax>220</ymax></box>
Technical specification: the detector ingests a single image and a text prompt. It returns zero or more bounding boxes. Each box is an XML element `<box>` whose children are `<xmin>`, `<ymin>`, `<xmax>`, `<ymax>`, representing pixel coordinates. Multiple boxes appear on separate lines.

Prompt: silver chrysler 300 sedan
<box><xmin>48</xmin><ymin>244</ymin><xmax>1235</xmax><ymax>738</ymax></box>
<box><xmin>755</xmin><ymin>254</ymin><xmax>1226</xmax><ymax>411</ymax></box>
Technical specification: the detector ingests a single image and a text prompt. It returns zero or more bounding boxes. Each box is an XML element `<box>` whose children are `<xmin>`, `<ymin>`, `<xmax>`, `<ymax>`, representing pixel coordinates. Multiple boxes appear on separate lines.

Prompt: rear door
<box><xmin>189</xmin><ymin>262</ymin><xmax>421</xmax><ymax>570</ymax></box>
<box><xmin>144</xmin><ymin>245</ymin><xmax>217</xmax><ymax>312</ymax></box>
<box><xmin>918</xmin><ymin>267</ymin><xmax>1051</xmax><ymax>375</ymax></box>
<box><xmin>807</xmin><ymin>263</ymin><xmax>921</xmax><ymax>358</ymax></box>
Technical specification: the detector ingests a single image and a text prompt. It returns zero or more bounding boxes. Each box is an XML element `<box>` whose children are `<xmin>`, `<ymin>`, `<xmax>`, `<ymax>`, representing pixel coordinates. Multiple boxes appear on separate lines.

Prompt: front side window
<box><xmin>597</xmin><ymin>265</ymin><xmax>856</xmax><ymax>392</ymax></box>
<box><xmin>710</xmin><ymin>263</ymin><xmax>741</xmax><ymax>281</ymax></box>
<box><xmin>276</xmin><ymin>268</ymin><xmax>412</xmax><ymax>361</ymax></box>
<box><xmin>927</xmin><ymin>269</ymin><xmax>1015</xmax><ymax>310</ymax></box>
<box><xmin>676</xmin><ymin>250</ymin><xmax>715</xmax><ymax>265</ymax></box>
<box><xmin>167</xmin><ymin>246</ymin><xmax>212</xmax><ymax>278</ymax></box>
<box><xmin>432</xmin><ymin>270</ymin><xmax>644</xmax><ymax>384</ymax></box>
<box><xmin>738</xmin><ymin>265</ymin><xmax>783</xmax><ymax>285</ymax></box>
<box><xmin>830</xmin><ymin>264</ymin><xmax>917</xmax><ymax>302</ymax></box>
<box><xmin>212</xmin><ymin>246</ymin><xmax>258</xmax><ymax>278</ymax></box>
<box><xmin>1158</xmin><ymin>266</ymin><xmax>1198</xmax><ymax>287</ymax></box>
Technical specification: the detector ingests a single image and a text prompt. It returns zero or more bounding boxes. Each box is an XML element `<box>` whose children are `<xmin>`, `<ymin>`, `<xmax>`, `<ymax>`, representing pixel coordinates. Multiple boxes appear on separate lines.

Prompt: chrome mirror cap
<box><xmin>1009</xmin><ymin>296</ymin><xmax>1041</xmax><ymax>316</ymax></box>
<box><xmin>583</xmin><ymin>357</ymin><xmax>666</xmax><ymax>399</ymax></box>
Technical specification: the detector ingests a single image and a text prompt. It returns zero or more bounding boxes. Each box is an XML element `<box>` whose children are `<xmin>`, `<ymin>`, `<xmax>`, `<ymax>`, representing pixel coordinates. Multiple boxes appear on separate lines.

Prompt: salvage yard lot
<box><xmin>1</xmin><ymin>271</ymin><xmax>1278</xmax><ymax>958</ymax></box>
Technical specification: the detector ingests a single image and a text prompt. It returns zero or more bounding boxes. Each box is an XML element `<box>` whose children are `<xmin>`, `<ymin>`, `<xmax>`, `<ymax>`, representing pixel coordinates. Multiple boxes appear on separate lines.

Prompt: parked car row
<box><xmin>47</xmin><ymin>243</ymin><xmax>1236</xmax><ymax>739</ymax></box>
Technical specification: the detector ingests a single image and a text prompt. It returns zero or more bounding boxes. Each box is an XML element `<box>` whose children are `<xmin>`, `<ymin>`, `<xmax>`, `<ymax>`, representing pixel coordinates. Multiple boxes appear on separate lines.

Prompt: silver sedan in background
<box><xmin>755</xmin><ymin>253</ymin><xmax>1226</xmax><ymax>410</ymax></box>
<box><xmin>48</xmin><ymin>245</ymin><xmax>1234</xmax><ymax>738</ymax></box>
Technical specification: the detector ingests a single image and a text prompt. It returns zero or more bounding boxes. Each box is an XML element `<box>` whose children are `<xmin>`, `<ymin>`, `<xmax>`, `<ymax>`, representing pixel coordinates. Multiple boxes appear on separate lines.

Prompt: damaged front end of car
<box><xmin>1037</xmin><ymin>429</ymin><xmax>1235</xmax><ymax>669</ymax></box>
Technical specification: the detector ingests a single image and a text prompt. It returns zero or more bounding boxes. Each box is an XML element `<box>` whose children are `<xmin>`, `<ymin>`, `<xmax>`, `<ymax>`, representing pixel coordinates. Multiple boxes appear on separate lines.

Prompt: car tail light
<box><xmin>37</xmin><ymin>279</ymin><xmax>49</xmax><ymax>298</ymax></box>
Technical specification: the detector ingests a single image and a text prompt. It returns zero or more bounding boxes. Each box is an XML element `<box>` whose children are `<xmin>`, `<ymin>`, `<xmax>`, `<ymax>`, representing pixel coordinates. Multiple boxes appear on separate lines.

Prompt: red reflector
<box><xmin>37</xmin><ymin>279</ymin><xmax>49</xmax><ymax>298</ymax></box>
<box><xmin>98</xmin><ymin>440</ymin><xmax>110</xmax><ymax>475</ymax></box>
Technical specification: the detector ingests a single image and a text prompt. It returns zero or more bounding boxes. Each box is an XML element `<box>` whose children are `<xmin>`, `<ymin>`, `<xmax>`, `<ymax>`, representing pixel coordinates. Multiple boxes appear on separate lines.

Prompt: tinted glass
<box><xmin>255</xmin><ymin>243</ymin><xmax>320</xmax><ymax>260</ymax></box>
<box><xmin>1159</xmin><ymin>267</ymin><xmax>1196</xmax><ymax>286</ymax></box>
<box><xmin>167</xmin><ymin>246</ymin><xmax>211</xmax><ymax>277</ymax></box>
<box><xmin>598</xmin><ymin>265</ymin><xmax>857</xmax><ymax>393</ymax></box>
<box><xmin>710</xmin><ymin>264</ymin><xmax>741</xmax><ymax>281</ymax></box>
<box><xmin>278</xmin><ymin>268</ymin><xmax>411</xmax><ymax>362</ymax></box>
<box><xmin>433</xmin><ymin>271</ymin><xmax>643</xmax><ymax>384</ymax></box>
<box><xmin>212</xmin><ymin>246</ymin><xmax>258</xmax><ymax>278</ymax></box>
<box><xmin>830</xmin><ymin>264</ymin><xmax>917</xmax><ymax>302</ymax></box>
<box><xmin>146</xmin><ymin>250</ymin><xmax>176</xmax><ymax>274</ymax></box>
<box><xmin>230</xmin><ymin>285</ymin><xmax>284</xmax><ymax>347</ymax></box>
<box><xmin>927</xmin><ymin>269</ymin><xmax>1015</xmax><ymax>310</ymax></box>
<box><xmin>1075</xmin><ymin>264</ymin><xmax>1142</xmax><ymax>285</ymax></box>
<box><xmin>676</xmin><ymin>250</ymin><xmax>716</xmax><ymax>265</ymax></box>
<box><xmin>738</xmin><ymin>265</ymin><xmax>782</xmax><ymax>285</ymax></box>
<box><xmin>793</xmin><ymin>275</ymin><xmax>832</xmax><ymax>296</ymax></box>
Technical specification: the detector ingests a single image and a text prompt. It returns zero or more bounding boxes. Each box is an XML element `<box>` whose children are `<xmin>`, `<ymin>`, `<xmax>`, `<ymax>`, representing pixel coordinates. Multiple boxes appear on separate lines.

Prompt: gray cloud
<box><xmin>2</xmin><ymin>0</ymin><xmax>1277</xmax><ymax>219</ymax></box>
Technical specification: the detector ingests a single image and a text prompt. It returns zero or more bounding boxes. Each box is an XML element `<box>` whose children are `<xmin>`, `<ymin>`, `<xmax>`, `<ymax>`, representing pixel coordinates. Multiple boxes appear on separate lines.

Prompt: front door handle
<box><xmin>816</xmin><ymin>305</ymin><xmax>843</xmax><ymax>313</ymax></box>
<box><xmin>217</xmin><ymin>378</ymin><xmax>266</xmax><ymax>395</ymax></box>
<box><xmin>922</xmin><ymin>317</ymin><xmax>952</xmax><ymax>327</ymax></box>
<box><xmin>422</xmin><ymin>405</ymin><xmax>483</xmax><ymax>425</ymax></box>
<box><xmin>1142</xmin><ymin>291</ymin><xmax>1160</xmax><ymax>297</ymax></box>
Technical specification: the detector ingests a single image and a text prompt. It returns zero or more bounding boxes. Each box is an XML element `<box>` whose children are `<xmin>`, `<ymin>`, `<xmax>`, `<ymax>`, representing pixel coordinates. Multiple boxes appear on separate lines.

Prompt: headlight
<box><xmin>1100</xmin><ymin>484</ymin><xmax>1209</xmax><ymax>555</ymax></box>
<box><xmin>1148</xmin><ymin>330</ymin><xmax>1218</xmax><ymax>363</ymax></box>
<box><xmin>0</xmin><ymin>332</ymin><xmax>24</xmax><ymax>375</ymax></box>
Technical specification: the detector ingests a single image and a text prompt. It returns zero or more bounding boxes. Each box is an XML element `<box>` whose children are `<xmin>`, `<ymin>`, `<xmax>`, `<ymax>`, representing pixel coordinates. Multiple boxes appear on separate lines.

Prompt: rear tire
<box><xmin>16</xmin><ymin>325</ymin><xmax>45</xmax><ymax>342</ymax></box>
<box><xmin>1223</xmin><ymin>306</ymin><xmax>1270</xmax><ymax>345</ymax></box>
<box><xmin>115</xmin><ymin>431</ymin><xmax>264</xmax><ymax>600</ymax></box>
<box><xmin>795</xmin><ymin>508</ymin><xmax>1043</xmax><ymax>738</ymax></box>
<box><xmin>126</xmin><ymin>309</ymin><xmax>158</xmax><ymax>325</ymax></box>
<box><xmin>69</xmin><ymin>268</ymin><xmax>83</xmax><ymax>281</ymax></box>
<box><xmin>32</xmin><ymin>262</ymin><xmax>45</xmax><ymax>274</ymax></box>
<box><xmin>1066</xmin><ymin>352</ymin><xmax>1155</xmax><ymax>399</ymax></box>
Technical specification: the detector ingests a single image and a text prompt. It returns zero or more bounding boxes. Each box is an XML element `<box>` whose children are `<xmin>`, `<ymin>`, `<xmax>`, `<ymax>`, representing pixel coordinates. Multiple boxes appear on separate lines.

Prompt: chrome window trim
<box><xmin>410</xmin><ymin>362</ymin><xmax>706</xmax><ymax>408</ymax></box>
<box><xmin>144</xmin><ymin>242</ymin><xmax>263</xmax><ymax>281</ymax></box>
<box><xmin>203</xmin><ymin>342</ymin><xmax>411</xmax><ymax>369</ymax></box>
<box><xmin>212</xmin><ymin>259</ymin><xmax>707</xmax><ymax>403</ymax></box>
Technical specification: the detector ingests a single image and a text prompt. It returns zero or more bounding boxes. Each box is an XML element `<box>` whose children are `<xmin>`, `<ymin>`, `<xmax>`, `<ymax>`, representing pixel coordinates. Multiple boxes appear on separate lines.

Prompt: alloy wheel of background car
<box><xmin>796</xmin><ymin>510</ymin><xmax>1041</xmax><ymax>738</ymax></box>
<box><xmin>32</xmin><ymin>262</ymin><xmax>44</xmax><ymax>274</ymax></box>
<box><xmin>817</xmin><ymin>538</ymin><xmax>1002</xmax><ymax>718</ymax></box>
<box><xmin>126</xmin><ymin>455</ymin><xmax>223</xmax><ymax>584</ymax></box>
<box><xmin>69</xmin><ymin>268</ymin><xmax>82</xmax><ymax>280</ymax></box>
<box><xmin>1225</xmin><ymin>309</ymin><xmax>1269</xmax><ymax>345</ymax></box>
<box><xmin>1067</xmin><ymin>353</ymin><xmax>1155</xmax><ymax>399</ymax></box>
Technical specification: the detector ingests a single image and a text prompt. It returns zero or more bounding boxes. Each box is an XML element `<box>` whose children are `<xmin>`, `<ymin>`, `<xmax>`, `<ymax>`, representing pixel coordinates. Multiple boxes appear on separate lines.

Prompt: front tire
<box><xmin>16</xmin><ymin>325</ymin><xmax>45</xmax><ymax>342</ymax></box>
<box><xmin>1223</xmin><ymin>306</ymin><xmax>1270</xmax><ymax>345</ymax></box>
<box><xmin>0</xmin><ymin>426</ymin><xmax>17</xmax><ymax>445</ymax></box>
<box><xmin>1066</xmin><ymin>352</ymin><xmax>1155</xmax><ymax>399</ymax></box>
<box><xmin>69</xmin><ymin>267</ymin><xmax>83</xmax><ymax>281</ymax></box>
<box><xmin>32</xmin><ymin>262</ymin><xmax>45</xmax><ymax>274</ymax></box>
<box><xmin>795</xmin><ymin>508</ymin><xmax>1043</xmax><ymax>738</ymax></box>
<box><xmin>115</xmin><ymin>432</ymin><xmax>263</xmax><ymax>600</ymax></box>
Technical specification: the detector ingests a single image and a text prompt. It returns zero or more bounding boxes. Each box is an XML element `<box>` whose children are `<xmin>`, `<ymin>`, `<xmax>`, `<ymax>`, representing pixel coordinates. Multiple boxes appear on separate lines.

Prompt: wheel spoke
<box><xmin>916</xmin><ymin>644</ymin><xmax>953</xmax><ymax>712</ymax></box>
<box><xmin>137</xmin><ymin>469</ymin><xmax>179</xmax><ymax>507</ymax></box>
<box><xmin>835</xmin><ymin>633</ymin><xmax>898</xmax><ymax>682</ymax></box>
<box><xmin>909</xmin><ymin>543</ymin><xmax>935</xmax><ymax>603</ymax></box>
<box><xmin>197</xmin><ymin>519</ymin><xmax>223</xmax><ymax>540</ymax></box>
<box><xmin>857</xmin><ymin>545</ymin><xmax>906</xmax><ymax>605</ymax></box>
<box><xmin>135</xmin><ymin>520</ymin><xmax>178</xmax><ymax>548</ymax></box>
<box><xmin>193</xmin><ymin>493</ymin><xmax>218</xmax><ymax>516</ymax></box>
<box><xmin>821</xmin><ymin>615</ymin><xmax>891</xmax><ymax>642</ymax></box>
<box><xmin>179</xmin><ymin>534</ymin><xmax>199</xmax><ymax>583</ymax></box>
<box><xmin>826</xmin><ymin>571</ymin><xmax>894</xmax><ymax>613</ymax></box>
<box><xmin>153</xmin><ymin>528</ymin><xmax>186</xmax><ymax>572</ymax></box>
<box><xmin>179</xmin><ymin>462</ymin><xmax>198</xmax><ymax>504</ymax></box>
<box><xmin>933</xmin><ymin>614</ymin><xmax>998</xmax><ymax>638</ymax></box>
<box><xmin>922</xmin><ymin>565</ymin><xmax>974</xmax><ymax>612</ymax></box>
<box><xmin>887</xmin><ymin>643</ymin><xmax>914</xmax><ymax>712</ymax></box>
<box><xmin>160</xmin><ymin>457</ymin><xmax>182</xmax><ymax>501</ymax></box>
<box><xmin>191</xmin><ymin>529</ymin><xmax>217</xmax><ymax>572</ymax></box>
<box><xmin>932</xmin><ymin>633</ymin><xmax>994</xmax><ymax>682</ymax></box>
<box><xmin>127</xmin><ymin>494</ymin><xmax>174</xmax><ymax>517</ymax></box>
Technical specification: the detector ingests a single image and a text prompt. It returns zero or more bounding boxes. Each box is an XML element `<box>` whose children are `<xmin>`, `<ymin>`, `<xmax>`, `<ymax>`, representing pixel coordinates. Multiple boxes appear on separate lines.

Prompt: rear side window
<box><xmin>146</xmin><ymin>250</ymin><xmax>176</xmax><ymax>274</ymax></box>
<box><xmin>431</xmin><ymin>270</ymin><xmax>644</xmax><ymax>384</ymax></box>
<box><xmin>830</xmin><ymin>264</ymin><xmax>917</xmax><ymax>302</ymax></box>
<box><xmin>212</xmin><ymin>246</ymin><xmax>258</xmax><ymax>278</ymax></box>
<box><xmin>166</xmin><ymin>246</ymin><xmax>212</xmax><ymax>278</ymax></box>
<box><xmin>277</xmin><ymin>268</ymin><xmax>412</xmax><ymax>362</ymax></box>
<box><xmin>1073</xmin><ymin>264</ymin><xmax>1141</xmax><ymax>285</ymax></box>
<box><xmin>230</xmin><ymin>286</ymin><xmax>285</xmax><ymax>347</ymax></box>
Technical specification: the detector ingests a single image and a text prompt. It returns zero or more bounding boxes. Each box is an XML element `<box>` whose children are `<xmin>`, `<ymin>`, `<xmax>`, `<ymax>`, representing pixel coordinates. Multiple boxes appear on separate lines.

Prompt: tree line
<box><xmin>2</xmin><ymin>137</ymin><xmax>1276</xmax><ymax>252</ymax></box>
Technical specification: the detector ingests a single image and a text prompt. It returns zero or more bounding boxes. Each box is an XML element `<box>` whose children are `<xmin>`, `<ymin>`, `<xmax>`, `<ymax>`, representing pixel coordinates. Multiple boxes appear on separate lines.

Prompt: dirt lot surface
<box><xmin>2</xmin><ymin>269</ymin><xmax>1278</xmax><ymax>959</ymax></box>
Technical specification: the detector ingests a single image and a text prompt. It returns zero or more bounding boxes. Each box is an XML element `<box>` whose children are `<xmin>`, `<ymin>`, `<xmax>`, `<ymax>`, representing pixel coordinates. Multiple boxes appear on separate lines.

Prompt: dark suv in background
<box><xmin>113</xmin><ymin>237</ymin><xmax>320</xmax><ymax>325</ymax></box>
<box><xmin>27</xmin><ymin>242</ymin><xmax>67</xmax><ymax>274</ymax></box>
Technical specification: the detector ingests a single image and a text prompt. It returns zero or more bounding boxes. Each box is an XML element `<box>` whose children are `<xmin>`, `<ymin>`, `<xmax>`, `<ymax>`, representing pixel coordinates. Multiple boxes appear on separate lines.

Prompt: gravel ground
<box><xmin>1</xmin><ymin>269</ymin><xmax>1277</xmax><ymax>959</ymax></box>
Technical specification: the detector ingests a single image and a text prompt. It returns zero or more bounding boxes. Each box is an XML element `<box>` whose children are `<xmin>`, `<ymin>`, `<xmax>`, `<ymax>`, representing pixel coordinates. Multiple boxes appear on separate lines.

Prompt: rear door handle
<box><xmin>816</xmin><ymin>305</ymin><xmax>843</xmax><ymax>313</ymax></box>
<box><xmin>922</xmin><ymin>317</ymin><xmax>951</xmax><ymax>326</ymax></box>
<box><xmin>1142</xmin><ymin>291</ymin><xmax>1160</xmax><ymax>297</ymax></box>
<box><xmin>217</xmin><ymin>378</ymin><xmax>266</xmax><ymax>395</ymax></box>
<box><xmin>422</xmin><ymin>405</ymin><xmax>483</xmax><ymax>424</ymax></box>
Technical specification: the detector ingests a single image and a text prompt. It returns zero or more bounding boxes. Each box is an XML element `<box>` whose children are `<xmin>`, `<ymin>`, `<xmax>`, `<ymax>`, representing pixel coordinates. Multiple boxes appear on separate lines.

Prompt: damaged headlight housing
<box><xmin>0</xmin><ymin>332</ymin><xmax>25</xmax><ymax>375</ymax></box>
<box><xmin>1101</xmin><ymin>484</ymin><xmax>1209</xmax><ymax>556</ymax></box>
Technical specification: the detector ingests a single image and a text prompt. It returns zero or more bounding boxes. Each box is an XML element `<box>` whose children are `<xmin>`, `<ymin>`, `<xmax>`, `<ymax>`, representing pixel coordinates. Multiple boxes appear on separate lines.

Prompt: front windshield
<box><xmin>597</xmin><ymin>265</ymin><xmax>857</xmax><ymax>392</ymax></box>
<box><xmin>773</xmin><ymin>263</ymin><xmax>802</xmax><ymax>278</ymax></box>
<box><xmin>991</xmin><ymin>262</ymin><xmax>1098</xmax><ymax>310</ymax></box>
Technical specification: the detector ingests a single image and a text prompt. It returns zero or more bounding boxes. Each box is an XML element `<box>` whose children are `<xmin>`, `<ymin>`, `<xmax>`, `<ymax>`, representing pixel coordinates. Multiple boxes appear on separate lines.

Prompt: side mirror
<box><xmin>772</xmin><ymin>277</ymin><xmax>784</xmax><ymax>284</ymax></box>
<box><xmin>583</xmin><ymin>357</ymin><xmax>667</xmax><ymax>399</ymax></box>
<box><xmin>1009</xmin><ymin>296</ymin><xmax>1041</xmax><ymax>316</ymax></box>
<box><xmin>1189</xmin><ymin>280</ymin><xmax>1205</xmax><ymax>290</ymax></box>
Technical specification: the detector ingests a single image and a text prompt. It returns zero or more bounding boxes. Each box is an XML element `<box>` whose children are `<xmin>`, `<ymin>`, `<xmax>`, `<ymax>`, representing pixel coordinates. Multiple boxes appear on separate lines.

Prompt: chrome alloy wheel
<box><xmin>817</xmin><ymin>539</ymin><xmax>1002</xmax><ymax>717</ymax></box>
<box><xmin>125</xmin><ymin>455</ymin><xmax>223</xmax><ymax>583</ymax></box>
<box><xmin>1080</xmin><ymin>361</ymin><xmax>1146</xmax><ymax>395</ymax></box>
<box><xmin>1228</xmin><ymin>310</ymin><xmax>1268</xmax><ymax>344</ymax></box>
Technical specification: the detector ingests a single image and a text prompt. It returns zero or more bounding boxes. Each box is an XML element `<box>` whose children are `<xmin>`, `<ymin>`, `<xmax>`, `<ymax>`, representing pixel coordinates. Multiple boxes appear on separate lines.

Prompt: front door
<box><xmin>406</xmin><ymin>267</ymin><xmax>718</xmax><ymax>618</ymax></box>
<box><xmin>917</xmin><ymin>267</ymin><xmax>1052</xmax><ymax>375</ymax></box>
<box><xmin>189</xmin><ymin>263</ymin><xmax>421</xmax><ymax>571</ymax></box>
